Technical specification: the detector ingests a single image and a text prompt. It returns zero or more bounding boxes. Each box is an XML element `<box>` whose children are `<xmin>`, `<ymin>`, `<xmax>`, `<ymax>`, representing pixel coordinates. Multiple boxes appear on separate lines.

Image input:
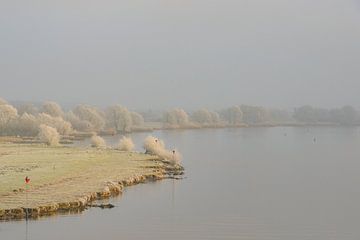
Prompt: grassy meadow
<box><xmin>0</xmin><ymin>143</ymin><xmax>161</xmax><ymax>210</ymax></box>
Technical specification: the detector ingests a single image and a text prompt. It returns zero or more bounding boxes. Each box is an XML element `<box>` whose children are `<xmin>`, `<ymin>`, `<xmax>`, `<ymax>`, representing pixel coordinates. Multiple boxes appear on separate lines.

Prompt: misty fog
<box><xmin>1</xmin><ymin>0</ymin><xmax>360</xmax><ymax>110</ymax></box>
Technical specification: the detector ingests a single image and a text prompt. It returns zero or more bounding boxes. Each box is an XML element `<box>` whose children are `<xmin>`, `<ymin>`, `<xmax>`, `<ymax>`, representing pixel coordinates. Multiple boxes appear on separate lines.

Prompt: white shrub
<box><xmin>143</xmin><ymin>136</ymin><xmax>165</xmax><ymax>155</ymax></box>
<box><xmin>91</xmin><ymin>135</ymin><xmax>106</xmax><ymax>148</ymax></box>
<box><xmin>143</xmin><ymin>135</ymin><xmax>181</xmax><ymax>165</ymax></box>
<box><xmin>118</xmin><ymin>136</ymin><xmax>135</xmax><ymax>151</ymax></box>
<box><xmin>38</xmin><ymin>124</ymin><xmax>60</xmax><ymax>146</ymax></box>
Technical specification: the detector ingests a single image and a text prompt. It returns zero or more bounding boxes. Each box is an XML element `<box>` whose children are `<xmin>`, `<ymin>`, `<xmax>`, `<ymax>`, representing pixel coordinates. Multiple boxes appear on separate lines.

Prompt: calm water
<box><xmin>2</xmin><ymin>127</ymin><xmax>360</xmax><ymax>240</ymax></box>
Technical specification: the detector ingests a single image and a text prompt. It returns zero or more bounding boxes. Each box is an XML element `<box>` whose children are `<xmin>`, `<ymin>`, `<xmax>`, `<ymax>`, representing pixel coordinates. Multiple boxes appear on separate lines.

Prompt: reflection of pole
<box><xmin>172</xmin><ymin>178</ymin><xmax>175</xmax><ymax>208</ymax></box>
<box><xmin>25</xmin><ymin>216</ymin><xmax>28</xmax><ymax>240</ymax></box>
<box><xmin>26</xmin><ymin>182</ymin><xmax>28</xmax><ymax>220</ymax></box>
<box><xmin>171</xmin><ymin>150</ymin><xmax>176</xmax><ymax>208</ymax></box>
<box><xmin>172</xmin><ymin>150</ymin><xmax>176</xmax><ymax>165</ymax></box>
<box><xmin>25</xmin><ymin>176</ymin><xmax>30</xmax><ymax>240</ymax></box>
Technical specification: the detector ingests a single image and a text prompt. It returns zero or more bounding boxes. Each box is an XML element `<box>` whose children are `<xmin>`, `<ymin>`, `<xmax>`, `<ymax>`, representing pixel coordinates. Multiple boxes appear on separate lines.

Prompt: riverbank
<box><xmin>0</xmin><ymin>143</ymin><xmax>183</xmax><ymax>221</ymax></box>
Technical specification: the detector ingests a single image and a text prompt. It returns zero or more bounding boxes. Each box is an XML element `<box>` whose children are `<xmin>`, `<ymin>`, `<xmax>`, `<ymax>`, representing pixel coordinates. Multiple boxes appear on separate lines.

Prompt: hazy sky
<box><xmin>1</xmin><ymin>0</ymin><xmax>360</xmax><ymax>110</ymax></box>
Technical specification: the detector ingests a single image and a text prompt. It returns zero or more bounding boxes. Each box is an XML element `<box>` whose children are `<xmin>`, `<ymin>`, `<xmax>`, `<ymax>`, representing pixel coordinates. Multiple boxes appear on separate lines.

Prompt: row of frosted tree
<box><xmin>0</xmin><ymin>97</ymin><xmax>359</xmax><ymax>138</ymax></box>
<box><xmin>162</xmin><ymin>105</ymin><xmax>292</xmax><ymax>128</ymax></box>
<box><xmin>0</xmin><ymin>98</ymin><xmax>144</xmax><ymax>137</ymax></box>
<box><xmin>162</xmin><ymin>105</ymin><xmax>360</xmax><ymax>127</ymax></box>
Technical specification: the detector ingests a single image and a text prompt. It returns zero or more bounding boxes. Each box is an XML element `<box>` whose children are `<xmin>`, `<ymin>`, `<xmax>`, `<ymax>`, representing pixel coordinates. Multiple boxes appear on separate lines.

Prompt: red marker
<box><xmin>25</xmin><ymin>176</ymin><xmax>30</xmax><ymax>184</ymax></box>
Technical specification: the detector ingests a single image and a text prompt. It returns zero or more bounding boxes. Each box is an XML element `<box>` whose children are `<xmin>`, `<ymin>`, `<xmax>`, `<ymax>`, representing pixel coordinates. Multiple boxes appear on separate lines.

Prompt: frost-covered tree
<box><xmin>293</xmin><ymin>106</ymin><xmax>330</xmax><ymax>123</ymax></box>
<box><xmin>268</xmin><ymin>109</ymin><xmax>292</xmax><ymax>123</ymax></box>
<box><xmin>210</xmin><ymin>111</ymin><xmax>221</xmax><ymax>123</ymax></box>
<box><xmin>191</xmin><ymin>109</ymin><xmax>221</xmax><ymax>125</ymax></box>
<box><xmin>37</xmin><ymin>113</ymin><xmax>73</xmax><ymax>135</ymax></box>
<box><xmin>191</xmin><ymin>109</ymin><xmax>212</xmax><ymax>124</ymax></box>
<box><xmin>65</xmin><ymin>111</ymin><xmax>92</xmax><ymax>132</ymax></box>
<box><xmin>240</xmin><ymin>105</ymin><xmax>269</xmax><ymax>124</ymax></box>
<box><xmin>0</xmin><ymin>104</ymin><xmax>18</xmax><ymax>135</ymax></box>
<box><xmin>222</xmin><ymin>106</ymin><xmax>243</xmax><ymax>125</ymax></box>
<box><xmin>73</xmin><ymin>105</ymin><xmax>105</xmax><ymax>131</ymax></box>
<box><xmin>105</xmin><ymin>105</ymin><xmax>132</xmax><ymax>132</ymax></box>
<box><xmin>16</xmin><ymin>103</ymin><xmax>39</xmax><ymax>115</ymax></box>
<box><xmin>329</xmin><ymin>105</ymin><xmax>358</xmax><ymax>125</ymax></box>
<box><xmin>15</xmin><ymin>113</ymin><xmax>39</xmax><ymax>136</ymax></box>
<box><xmin>293</xmin><ymin>105</ymin><xmax>317</xmax><ymax>123</ymax></box>
<box><xmin>163</xmin><ymin>108</ymin><xmax>189</xmax><ymax>127</ymax></box>
<box><xmin>41</xmin><ymin>101</ymin><xmax>63</xmax><ymax>117</ymax></box>
<box><xmin>131</xmin><ymin>112</ymin><xmax>144</xmax><ymax>126</ymax></box>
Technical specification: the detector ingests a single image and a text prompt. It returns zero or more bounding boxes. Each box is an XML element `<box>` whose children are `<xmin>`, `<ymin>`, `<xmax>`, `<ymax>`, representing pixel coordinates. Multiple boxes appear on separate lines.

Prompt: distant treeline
<box><xmin>0</xmin><ymin>97</ymin><xmax>145</xmax><ymax>137</ymax></box>
<box><xmin>160</xmin><ymin>105</ymin><xmax>360</xmax><ymax>128</ymax></box>
<box><xmin>0</xmin><ymin>97</ymin><xmax>359</xmax><ymax>139</ymax></box>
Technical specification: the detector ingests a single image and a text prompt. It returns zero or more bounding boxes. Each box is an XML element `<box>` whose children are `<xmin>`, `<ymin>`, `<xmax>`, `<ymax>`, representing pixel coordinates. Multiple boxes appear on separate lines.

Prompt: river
<box><xmin>1</xmin><ymin>127</ymin><xmax>360</xmax><ymax>239</ymax></box>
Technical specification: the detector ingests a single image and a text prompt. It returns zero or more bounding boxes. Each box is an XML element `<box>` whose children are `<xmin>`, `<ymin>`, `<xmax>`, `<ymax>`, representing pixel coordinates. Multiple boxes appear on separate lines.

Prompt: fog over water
<box><xmin>1</xmin><ymin>0</ymin><xmax>360</xmax><ymax>110</ymax></box>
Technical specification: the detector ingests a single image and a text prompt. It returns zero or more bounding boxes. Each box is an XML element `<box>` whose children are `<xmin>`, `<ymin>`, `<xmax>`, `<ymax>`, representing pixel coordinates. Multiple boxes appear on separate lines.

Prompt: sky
<box><xmin>1</xmin><ymin>0</ymin><xmax>360</xmax><ymax>111</ymax></box>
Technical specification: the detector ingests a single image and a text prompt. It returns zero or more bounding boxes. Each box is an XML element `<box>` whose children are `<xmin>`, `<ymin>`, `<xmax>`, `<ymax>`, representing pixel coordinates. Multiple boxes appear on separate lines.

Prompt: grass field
<box><xmin>0</xmin><ymin>143</ymin><xmax>162</xmax><ymax>211</ymax></box>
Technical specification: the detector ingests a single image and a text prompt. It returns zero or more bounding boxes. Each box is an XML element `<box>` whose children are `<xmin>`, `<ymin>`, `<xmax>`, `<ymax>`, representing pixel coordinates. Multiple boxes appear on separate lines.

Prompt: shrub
<box><xmin>143</xmin><ymin>135</ymin><xmax>181</xmax><ymax>165</ymax></box>
<box><xmin>38</xmin><ymin>124</ymin><xmax>60</xmax><ymax>146</ymax></box>
<box><xmin>91</xmin><ymin>135</ymin><xmax>106</xmax><ymax>148</ymax></box>
<box><xmin>118</xmin><ymin>136</ymin><xmax>135</xmax><ymax>151</ymax></box>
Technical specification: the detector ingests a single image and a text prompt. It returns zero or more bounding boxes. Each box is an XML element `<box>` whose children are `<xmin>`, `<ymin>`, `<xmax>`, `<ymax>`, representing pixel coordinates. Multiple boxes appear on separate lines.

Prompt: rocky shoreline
<box><xmin>0</xmin><ymin>163</ymin><xmax>184</xmax><ymax>221</ymax></box>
